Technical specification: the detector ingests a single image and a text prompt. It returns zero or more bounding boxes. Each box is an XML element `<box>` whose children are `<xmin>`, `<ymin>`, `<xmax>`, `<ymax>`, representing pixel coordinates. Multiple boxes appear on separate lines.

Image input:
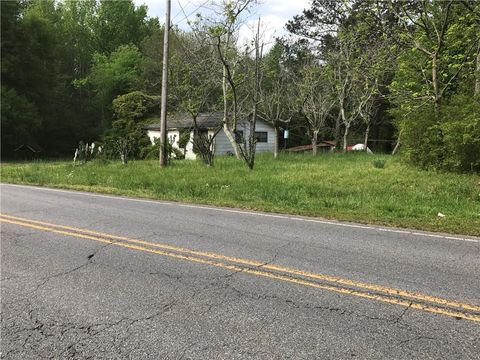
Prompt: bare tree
<box><xmin>191</xmin><ymin>115</ymin><xmax>223</xmax><ymax>166</ymax></box>
<box><xmin>203</xmin><ymin>0</ymin><xmax>258</xmax><ymax>160</ymax></box>
<box><xmin>258</xmin><ymin>49</ymin><xmax>294</xmax><ymax>158</ymax></box>
<box><xmin>114</xmin><ymin>138</ymin><xmax>131</xmax><ymax>165</ymax></box>
<box><xmin>298</xmin><ymin>63</ymin><xmax>336</xmax><ymax>155</ymax></box>
<box><xmin>258</xmin><ymin>77</ymin><xmax>293</xmax><ymax>158</ymax></box>
<box><xmin>327</xmin><ymin>34</ymin><xmax>357</xmax><ymax>151</ymax></box>
<box><xmin>237</xmin><ymin>19</ymin><xmax>263</xmax><ymax>169</ymax></box>
<box><xmin>172</xmin><ymin>31</ymin><xmax>223</xmax><ymax>166</ymax></box>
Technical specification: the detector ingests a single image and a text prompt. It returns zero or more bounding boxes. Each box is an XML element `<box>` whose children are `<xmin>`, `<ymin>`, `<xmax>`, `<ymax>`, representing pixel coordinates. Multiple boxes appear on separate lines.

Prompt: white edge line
<box><xmin>1</xmin><ymin>183</ymin><xmax>479</xmax><ymax>244</ymax></box>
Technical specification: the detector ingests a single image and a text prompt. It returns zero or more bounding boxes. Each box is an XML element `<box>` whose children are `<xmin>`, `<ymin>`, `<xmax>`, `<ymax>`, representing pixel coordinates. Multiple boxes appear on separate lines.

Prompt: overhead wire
<box><xmin>172</xmin><ymin>0</ymin><xmax>211</xmax><ymax>28</ymax></box>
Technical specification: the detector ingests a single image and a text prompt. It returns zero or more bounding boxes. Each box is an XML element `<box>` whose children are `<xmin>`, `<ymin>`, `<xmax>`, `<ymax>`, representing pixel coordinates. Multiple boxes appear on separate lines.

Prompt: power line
<box><xmin>172</xmin><ymin>0</ymin><xmax>211</xmax><ymax>27</ymax></box>
<box><xmin>170</xmin><ymin>0</ymin><xmax>193</xmax><ymax>23</ymax></box>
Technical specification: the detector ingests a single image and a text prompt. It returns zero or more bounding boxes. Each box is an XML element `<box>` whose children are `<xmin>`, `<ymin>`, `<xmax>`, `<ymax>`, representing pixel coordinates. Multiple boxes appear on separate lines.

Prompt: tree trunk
<box><xmin>121</xmin><ymin>152</ymin><xmax>128</xmax><ymax>165</ymax></box>
<box><xmin>363</xmin><ymin>123</ymin><xmax>370</xmax><ymax>149</ymax></box>
<box><xmin>392</xmin><ymin>130</ymin><xmax>402</xmax><ymax>155</ymax></box>
<box><xmin>475</xmin><ymin>39</ymin><xmax>480</xmax><ymax>98</ymax></box>
<box><xmin>335</xmin><ymin>109</ymin><xmax>342</xmax><ymax>149</ymax></box>
<box><xmin>343</xmin><ymin>125</ymin><xmax>349</xmax><ymax>152</ymax></box>
<box><xmin>222</xmin><ymin>65</ymin><xmax>242</xmax><ymax>159</ymax></box>
<box><xmin>223</xmin><ymin>124</ymin><xmax>242</xmax><ymax>158</ymax></box>
<box><xmin>273</xmin><ymin>127</ymin><xmax>279</xmax><ymax>159</ymax></box>
<box><xmin>432</xmin><ymin>53</ymin><xmax>441</xmax><ymax>115</ymax></box>
<box><xmin>312</xmin><ymin>130</ymin><xmax>318</xmax><ymax>156</ymax></box>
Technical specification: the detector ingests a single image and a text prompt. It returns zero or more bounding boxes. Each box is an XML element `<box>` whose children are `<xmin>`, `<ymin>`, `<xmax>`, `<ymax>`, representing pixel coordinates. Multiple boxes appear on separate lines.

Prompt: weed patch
<box><xmin>1</xmin><ymin>153</ymin><xmax>479</xmax><ymax>236</ymax></box>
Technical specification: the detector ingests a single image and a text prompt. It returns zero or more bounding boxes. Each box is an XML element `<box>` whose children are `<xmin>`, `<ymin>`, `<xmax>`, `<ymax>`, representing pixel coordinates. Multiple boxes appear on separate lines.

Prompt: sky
<box><xmin>133</xmin><ymin>0</ymin><xmax>311</xmax><ymax>49</ymax></box>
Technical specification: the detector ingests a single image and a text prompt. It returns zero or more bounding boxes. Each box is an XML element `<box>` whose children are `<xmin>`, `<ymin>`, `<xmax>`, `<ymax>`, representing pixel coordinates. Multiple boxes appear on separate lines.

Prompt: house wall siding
<box><xmin>213</xmin><ymin>121</ymin><xmax>275</xmax><ymax>155</ymax></box>
<box><xmin>146</xmin><ymin>119</ymin><xmax>275</xmax><ymax>159</ymax></box>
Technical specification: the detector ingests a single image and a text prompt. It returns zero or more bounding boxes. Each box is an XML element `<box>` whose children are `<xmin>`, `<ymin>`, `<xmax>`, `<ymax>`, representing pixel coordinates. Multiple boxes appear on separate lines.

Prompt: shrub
<box><xmin>372</xmin><ymin>159</ymin><xmax>386</xmax><ymax>169</ymax></box>
<box><xmin>439</xmin><ymin>96</ymin><xmax>480</xmax><ymax>172</ymax></box>
<box><xmin>398</xmin><ymin>95</ymin><xmax>480</xmax><ymax>173</ymax></box>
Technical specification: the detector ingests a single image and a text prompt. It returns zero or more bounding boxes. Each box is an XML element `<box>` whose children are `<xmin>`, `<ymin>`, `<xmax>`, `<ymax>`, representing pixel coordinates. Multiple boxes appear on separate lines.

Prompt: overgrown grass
<box><xmin>1</xmin><ymin>153</ymin><xmax>479</xmax><ymax>236</ymax></box>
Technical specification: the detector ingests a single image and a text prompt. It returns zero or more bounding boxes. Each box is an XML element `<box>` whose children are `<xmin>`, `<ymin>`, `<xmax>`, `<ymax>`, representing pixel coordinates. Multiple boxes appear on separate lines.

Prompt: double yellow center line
<box><xmin>1</xmin><ymin>213</ymin><xmax>479</xmax><ymax>323</ymax></box>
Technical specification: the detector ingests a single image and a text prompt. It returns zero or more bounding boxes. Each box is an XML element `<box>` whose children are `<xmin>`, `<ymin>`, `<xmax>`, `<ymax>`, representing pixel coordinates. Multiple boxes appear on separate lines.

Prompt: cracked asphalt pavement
<box><xmin>1</xmin><ymin>184</ymin><xmax>479</xmax><ymax>359</ymax></box>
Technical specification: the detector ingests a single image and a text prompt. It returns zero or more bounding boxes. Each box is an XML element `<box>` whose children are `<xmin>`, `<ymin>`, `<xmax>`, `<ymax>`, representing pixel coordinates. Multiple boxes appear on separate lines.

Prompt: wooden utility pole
<box><xmin>159</xmin><ymin>0</ymin><xmax>171</xmax><ymax>167</ymax></box>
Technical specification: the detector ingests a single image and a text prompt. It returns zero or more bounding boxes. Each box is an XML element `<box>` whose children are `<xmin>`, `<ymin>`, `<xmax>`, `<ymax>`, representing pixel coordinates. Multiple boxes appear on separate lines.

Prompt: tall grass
<box><xmin>2</xmin><ymin>152</ymin><xmax>479</xmax><ymax>236</ymax></box>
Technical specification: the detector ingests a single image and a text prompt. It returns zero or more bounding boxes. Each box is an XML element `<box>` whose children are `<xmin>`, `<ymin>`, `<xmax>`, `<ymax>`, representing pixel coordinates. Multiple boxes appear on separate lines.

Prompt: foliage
<box><xmin>112</xmin><ymin>91</ymin><xmax>159</xmax><ymax>120</ymax></box>
<box><xmin>1</xmin><ymin>0</ymin><xmax>478</xmax><ymax>174</ymax></box>
<box><xmin>141</xmin><ymin>138</ymin><xmax>178</xmax><ymax>162</ymax></box>
<box><xmin>1</xmin><ymin>86</ymin><xmax>41</xmax><ymax>156</ymax></box>
<box><xmin>103</xmin><ymin>91</ymin><xmax>158</xmax><ymax>163</ymax></box>
<box><xmin>76</xmin><ymin>45</ymin><xmax>145</xmax><ymax>129</ymax></box>
<box><xmin>94</xmin><ymin>0</ymin><xmax>149</xmax><ymax>54</ymax></box>
<box><xmin>0</xmin><ymin>0</ymin><xmax>152</xmax><ymax>159</ymax></box>
<box><xmin>399</xmin><ymin>95</ymin><xmax>480</xmax><ymax>172</ymax></box>
<box><xmin>372</xmin><ymin>159</ymin><xmax>386</xmax><ymax>169</ymax></box>
<box><xmin>286</xmin><ymin>0</ymin><xmax>479</xmax><ymax>168</ymax></box>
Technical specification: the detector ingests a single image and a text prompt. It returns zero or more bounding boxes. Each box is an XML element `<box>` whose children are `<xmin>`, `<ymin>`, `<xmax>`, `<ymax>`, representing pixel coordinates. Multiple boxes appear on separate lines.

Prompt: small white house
<box><xmin>144</xmin><ymin>112</ymin><xmax>276</xmax><ymax>160</ymax></box>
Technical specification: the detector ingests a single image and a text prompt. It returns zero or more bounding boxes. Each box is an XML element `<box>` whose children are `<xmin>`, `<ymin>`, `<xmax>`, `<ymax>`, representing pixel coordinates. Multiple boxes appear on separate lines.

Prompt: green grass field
<box><xmin>1</xmin><ymin>153</ymin><xmax>479</xmax><ymax>236</ymax></box>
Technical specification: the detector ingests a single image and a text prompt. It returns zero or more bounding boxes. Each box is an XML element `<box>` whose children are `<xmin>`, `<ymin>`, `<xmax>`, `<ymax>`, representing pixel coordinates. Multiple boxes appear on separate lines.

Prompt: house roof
<box><xmin>286</xmin><ymin>141</ymin><xmax>336</xmax><ymax>153</ymax></box>
<box><xmin>144</xmin><ymin>112</ymin><xmax>224</xmax><ymax>131</ymax></box>
<box><xmin>144</xmin><ymin>112</ymin><xmax>274</xmax><ymax>131</ymax></box>
<box><xmin>13</xmin><ymin>143</ymin><xmax>43</xmax><ymax>153</ymax></box>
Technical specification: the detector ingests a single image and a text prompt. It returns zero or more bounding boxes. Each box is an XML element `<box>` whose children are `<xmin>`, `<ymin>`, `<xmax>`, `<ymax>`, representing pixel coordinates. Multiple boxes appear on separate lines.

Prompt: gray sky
<box><xmin>133</xmin><ymin>0</ymin><xmax>310</xmax><ymax>48</ymax></box>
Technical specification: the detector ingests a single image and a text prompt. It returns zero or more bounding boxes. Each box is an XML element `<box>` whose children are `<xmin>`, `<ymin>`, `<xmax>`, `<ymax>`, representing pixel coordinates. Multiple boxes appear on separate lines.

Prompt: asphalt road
<box><xmin>1</xmin><ymin>183</ymin><xmax>479</xmax><ymax>359</ymax></box>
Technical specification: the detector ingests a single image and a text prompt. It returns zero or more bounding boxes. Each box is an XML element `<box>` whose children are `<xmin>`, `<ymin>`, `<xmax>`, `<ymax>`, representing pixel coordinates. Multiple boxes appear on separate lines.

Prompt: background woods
<box><xmin>1</xmin><ymin>0</ymin><xmax>479</xmax><ymax>172</ymax></box>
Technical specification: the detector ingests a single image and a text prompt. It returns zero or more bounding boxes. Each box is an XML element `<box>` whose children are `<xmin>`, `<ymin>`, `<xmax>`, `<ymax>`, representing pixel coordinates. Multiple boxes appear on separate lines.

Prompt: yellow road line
<box><xmin>1</xmin><ymin>215</ymin><xmax>480</xmax><ymax>322</ymax></box>
<box><xmin>1</xmin><ymin>213</ymin><xmax>479</xmax><ymax>313</ymax></box>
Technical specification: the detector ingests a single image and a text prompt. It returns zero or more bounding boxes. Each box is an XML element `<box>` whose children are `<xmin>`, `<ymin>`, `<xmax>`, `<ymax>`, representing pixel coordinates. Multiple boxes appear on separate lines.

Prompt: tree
<box><xmin>258</xmin><ymin>41</ymin><xmax>295</xmax><ymax>158</ymax></box>
<box><xmin>460</xmin><ymin>0</ymin><xmax>480</xmax><ymax>98</ymax></box>
<box><xmin>105</xmin><ymin>91</ymin><xmax>159</xmax><ymax>163</ymax></box>
<box><xmin>1</xmin><ymin>87</ymin><xmax>41</xmax><ymax>156</ymax></box>
<box><xmin>0</xmin><ymin>0</ymin><xmax>67</xmax><ymax>155</ymax></box>
<box><xmin>390</xmin><ymin>0</ymin><xmax>478</xmax><ymax>114</ymax></box>
<box><xmin>94</xmin><ymin>0</ymin><xmax>149</xmax><ymax>54</ymax></box>
<box><xmin>236</xmin><ymin>19</ymin><xmax>263</xmax><ymax>170</ymax></box>
<box><xmin>287</xmin><ymin>0</ymin><xmax>401</xmax><ymax>150</ymax></box>
<box><xmin>297</xmin><ymin>64</ymin><xmax>335</xmax><ymax>155</ymax></box>
<box><xmin>76</xmin><ymin>45</ymin><xmax>145</xmax><ymax>130</ymax></box>
<box><xmin>171</xmin><ymin>31</ymin><xmax>223</xmax><ymax>166</ymax></box>
<box><xmin>203</xmin><ymin>0</ymin><xmax>258</xmax><ymax>160</ymax></box>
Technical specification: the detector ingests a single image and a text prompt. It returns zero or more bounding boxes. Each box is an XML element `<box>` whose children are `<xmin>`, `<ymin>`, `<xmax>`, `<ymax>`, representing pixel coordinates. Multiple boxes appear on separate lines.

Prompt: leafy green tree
<box><xmin>58</xmin><ymin>0</ymin><xmax>98</xmax><ymax>79</ymax></box>
<box><xmin>390</xmin><ymin>0</ymin><xmax>478</xmax><ymax>114</ymax></box>
<box><xmin>94</xmin><ymin>0</ymin><xmax>149</xmax><ymax>54</ymax></box>
<box><xmin>77</xmin><ymin>45</ymin><xmax>145</xmax><ymax>130</ymax></box>
<box><xmin>0</xmin><ymin>0</ymin><xmax>67</xmax><ymax>155</ymax></box>
<box><xmin>389</xmin><ymin>1</ymin><xmax>479</xmax><ymax>170</ymax></box>
<box><xmin>1</xmin><ymin>87</ymin><xmax>41</xmax><ymax>156</ymax></box>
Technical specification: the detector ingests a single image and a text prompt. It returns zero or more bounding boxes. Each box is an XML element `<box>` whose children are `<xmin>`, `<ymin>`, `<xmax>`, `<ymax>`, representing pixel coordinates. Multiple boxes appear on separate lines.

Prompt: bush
<box><xmin>372</xmin><ymin>159</ymin><xmax>386</xmax><ymax>169</ymax></box>
<box><xmin>398</xmin><ymin>95</ymin><xmax>480</xmax><ymax>173</ymax></box>
<box><xmin>141</xmin><ymin>139</ymin><xmax>182</xmax><ymax>161</ymax></box>
<box><xmin>439</xmin><ymin>97</ymin><xmax>480</xmax><ymax>172</ymax></box>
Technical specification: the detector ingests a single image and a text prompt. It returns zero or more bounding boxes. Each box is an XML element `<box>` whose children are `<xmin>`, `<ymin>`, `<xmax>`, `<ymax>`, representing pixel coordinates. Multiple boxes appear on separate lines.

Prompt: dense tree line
<box><xmin>1</xmin><ymin>0</ymin><xmax>156</xmax><ymax>157</ymax></box>
<box><xmin>2</xmin><ymin>0</ymin><xmax>479</xmax><ymax>172</ymax></box>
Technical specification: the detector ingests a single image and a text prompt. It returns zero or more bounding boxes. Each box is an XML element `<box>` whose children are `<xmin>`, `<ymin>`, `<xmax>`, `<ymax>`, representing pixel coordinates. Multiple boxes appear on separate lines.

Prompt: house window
<box><xmin>255</xmin><ymin>131</ymin><xmax>268</xmax><ymax>143</ymax></box>
<box><xmin>235</xmin><ymin>130</ymin><xmax>244</xmax><ymax>143</ymax></box>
